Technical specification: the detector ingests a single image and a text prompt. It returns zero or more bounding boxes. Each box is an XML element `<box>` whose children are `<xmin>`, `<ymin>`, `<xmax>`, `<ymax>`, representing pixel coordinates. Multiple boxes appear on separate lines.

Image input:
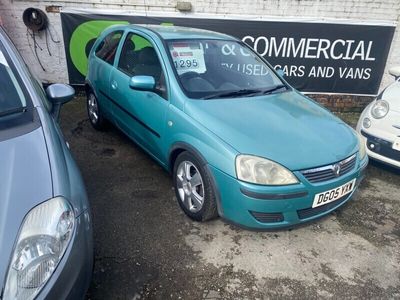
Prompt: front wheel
<box><xmin>173</xmin><ymin>151</ymin><xmax>218</xmax><ymax>221</ymax></box>
<box><xmin>87</xmin><ymin>91</ymin><xmax>107</xmax><ymax>130</ymax></box>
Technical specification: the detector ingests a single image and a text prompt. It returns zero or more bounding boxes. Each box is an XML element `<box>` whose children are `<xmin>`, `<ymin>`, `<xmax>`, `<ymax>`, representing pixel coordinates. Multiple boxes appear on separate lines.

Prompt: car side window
<box><xmin>95</xmin><ymin>30</ymin><xmax>123</xmax><ymax>65</ymax></box>
<box><xmin>118</xmin><ymin>33</ymin><xmax>167</xmax><ymax>99</ymax></box>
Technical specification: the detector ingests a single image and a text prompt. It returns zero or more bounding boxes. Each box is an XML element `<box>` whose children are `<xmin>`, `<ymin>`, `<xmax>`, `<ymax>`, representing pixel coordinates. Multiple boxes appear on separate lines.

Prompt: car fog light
<box><xmin>363</xmin><ymin>117</ymin><xmax>371</xmax><ymax>128</ymax></box>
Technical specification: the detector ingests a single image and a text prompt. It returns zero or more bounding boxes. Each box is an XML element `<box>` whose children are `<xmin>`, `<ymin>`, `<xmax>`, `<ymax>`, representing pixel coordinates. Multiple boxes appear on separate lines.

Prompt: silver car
<box><xmin>0</xmin><ymin>27</ymin><xmax>93</xmax><ymax>299</ymax></box>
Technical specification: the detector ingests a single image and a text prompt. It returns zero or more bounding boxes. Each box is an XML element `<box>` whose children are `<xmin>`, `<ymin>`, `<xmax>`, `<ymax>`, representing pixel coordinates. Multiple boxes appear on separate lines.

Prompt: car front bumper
<box><xmin>210</xmin><ymin>156</ymin><xmax>368</xmax><ymax>229</ymax></box>
<box><xmin>360</xmin><ymin>129</ymin><xmax>400</xmax><ymax>168</ymax></box>
<box><xmin>36</xmin><ymin>210</ymin><xmax>93</xmax><ymax>300</ymax></box>
<box><xmin>357</xmin><ymin>105</ymin><xmax>400</xmax><ymax>169</ymax></box>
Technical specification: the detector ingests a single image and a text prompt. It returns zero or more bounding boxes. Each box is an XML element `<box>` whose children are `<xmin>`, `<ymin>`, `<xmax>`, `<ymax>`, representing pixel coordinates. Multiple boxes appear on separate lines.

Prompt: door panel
<box><xmin>91</xmin><ymin>30</ymin><xmax>124</xmax><ymax>119</ymax></box>
<box><xmin>109</xmin><ymin>70</ymin><xmax>168</xmax><ymax>157</ymax></box>
<box><xmin>93</xmin><ymin>59</ymin><xmax>113</xmax><ymax>117</ymax></box>
<box><xmin>109</xmin><ymin>32</ymin><xmax>169</xmax><ymax>161</ymax></box>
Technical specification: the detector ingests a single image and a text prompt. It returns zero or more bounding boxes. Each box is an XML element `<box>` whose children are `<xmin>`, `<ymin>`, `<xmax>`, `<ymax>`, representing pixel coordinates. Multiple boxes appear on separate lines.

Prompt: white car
<box><xmin>357</xmin><ymin>66</ymin><xmax>400</xmax><ymax>168</ymax></box>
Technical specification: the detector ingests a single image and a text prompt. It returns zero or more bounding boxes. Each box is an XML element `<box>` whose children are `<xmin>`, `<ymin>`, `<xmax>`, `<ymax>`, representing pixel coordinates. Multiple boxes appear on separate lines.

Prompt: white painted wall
<box><xmin>1</xmin><ymin>0</ymin><xmax>399</xmax><ymax>92</ymax></box>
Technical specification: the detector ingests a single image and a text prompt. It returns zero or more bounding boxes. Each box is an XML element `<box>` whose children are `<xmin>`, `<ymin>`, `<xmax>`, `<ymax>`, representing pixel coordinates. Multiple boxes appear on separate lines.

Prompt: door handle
<box><xmin>111</xmin><ymin>80</ymin><xmax>118</xmax><ymax>90</ymax></box>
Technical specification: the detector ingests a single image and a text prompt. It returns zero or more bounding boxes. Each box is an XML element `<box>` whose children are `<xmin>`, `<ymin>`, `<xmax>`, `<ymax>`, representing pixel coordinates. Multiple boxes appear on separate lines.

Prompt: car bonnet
<box><xmin>0</xmin><ymin>126</ymin><xmax>52</xmax><ymax>291</ymax></box>
<box><xmin>184</xmin><ymin>90</ymin><xmax>358</xmax><ymax>171</ymax></box>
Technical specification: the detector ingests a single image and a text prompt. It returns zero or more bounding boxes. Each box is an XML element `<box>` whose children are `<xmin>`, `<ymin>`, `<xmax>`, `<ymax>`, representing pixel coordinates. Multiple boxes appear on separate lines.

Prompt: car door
<box><xmin>91</xmin><ymin>30</ymin><xmax>124</xmax><ymax>119</ymax></box>
<box><xmin>109</xmin><ymin>31</ymin><xmax>169</xmax><ymax>161</ymax></box>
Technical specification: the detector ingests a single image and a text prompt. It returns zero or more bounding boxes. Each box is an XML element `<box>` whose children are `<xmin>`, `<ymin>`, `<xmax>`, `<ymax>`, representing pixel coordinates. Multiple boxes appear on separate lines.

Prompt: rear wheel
<box><xmin>173</xmin><ymin>151</ymin><xmax>218</xmax><ymax>221</ymax></box>
<box><xmin>87</xmin><ymin>91</ymin><xmax>106</xmax><ymax>130</ymax></box>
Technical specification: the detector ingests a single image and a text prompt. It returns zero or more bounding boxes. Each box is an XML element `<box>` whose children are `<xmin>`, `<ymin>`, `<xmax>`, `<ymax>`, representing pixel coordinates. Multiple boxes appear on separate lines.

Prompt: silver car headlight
<box><xmin>371</xmin><ymin>100</ymin><xmax>389</xmax><ymax>119</ymax></box>
<box><xmin>236</xmin><ymin>154</ymin><xmax>298</xmax><ymax>185</ymax></box>
<box><xmin>357</xmin><ymin>132</ymin><xmax>367</xmax><ymax>160</ymax></box>
<box><xmin>3</xmin><ymin>197</ymin><xmax>75</xmax><ymax>300</ymax></box>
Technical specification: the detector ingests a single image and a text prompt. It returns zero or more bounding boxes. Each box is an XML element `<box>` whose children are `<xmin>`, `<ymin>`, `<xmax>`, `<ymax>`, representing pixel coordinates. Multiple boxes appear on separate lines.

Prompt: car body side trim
<box><xmin>240</xmin><ymin>188</ymin><xmax>308</xmax><ymax>200</ymax></box>
<box><xmin>99</xmin><ymin>90</ymin><xmax>160</xmax><ymax>138</ymax></box>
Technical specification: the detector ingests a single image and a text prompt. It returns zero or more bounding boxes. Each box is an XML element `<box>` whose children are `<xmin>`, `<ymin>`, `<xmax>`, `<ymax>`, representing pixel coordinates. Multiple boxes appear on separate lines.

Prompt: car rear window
<box><xmin>95</xmin><ymin>30</ymin><xmax>123</xmax><ymax>65</ymax></box>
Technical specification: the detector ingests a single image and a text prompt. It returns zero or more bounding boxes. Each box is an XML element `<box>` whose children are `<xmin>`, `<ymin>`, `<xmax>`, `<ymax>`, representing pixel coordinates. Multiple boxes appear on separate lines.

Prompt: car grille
<box><xmin>361</xmin><ymin>130</ymin><xmax>400</xmax><ymax>161</ymax></box>
<box><xmin>300</xmin><ymin>154</ymin><xmax>356</xmax><ymax>184</ymax></box>
<box><xmin>249</xmin><ymin>211</ymin><xmax>284</xmax><ymax>223</ymax></box>
<box><xmin>297</xmin><ymin>195</ymin><xmax>349</xmax><ymax>220</ymax></box>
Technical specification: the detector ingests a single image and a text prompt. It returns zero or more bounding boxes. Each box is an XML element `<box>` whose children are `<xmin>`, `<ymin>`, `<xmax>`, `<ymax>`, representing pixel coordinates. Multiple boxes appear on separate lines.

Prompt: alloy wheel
<box><xmin>176</xmin><ymin>160</ymin><xmax>205</xmax><ymax>213</ymax></box>
<box><xmin>88</xmin><ymin>93</ymin><xmax>99</xmax><ymax>124</ymax></box>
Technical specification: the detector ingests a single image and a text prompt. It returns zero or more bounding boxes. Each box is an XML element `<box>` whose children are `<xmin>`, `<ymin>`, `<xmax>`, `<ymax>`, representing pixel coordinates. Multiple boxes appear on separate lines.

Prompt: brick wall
<box><xmin>0</xmin><ymin>0</ymin><xmax>399</xmax><ymax>111</ymax></box>
<box><xmin>310</xmin><ymin>94</ymin><xmax>373</xmax><ymax>112</ymax></box>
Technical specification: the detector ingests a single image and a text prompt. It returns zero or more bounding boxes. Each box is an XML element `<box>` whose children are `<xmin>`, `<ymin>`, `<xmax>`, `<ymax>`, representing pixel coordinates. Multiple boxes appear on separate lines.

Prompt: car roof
<box><xmin>127</xmin><ymin>24</ymin><xmax>236</xmax><ymax>41</ymax></box>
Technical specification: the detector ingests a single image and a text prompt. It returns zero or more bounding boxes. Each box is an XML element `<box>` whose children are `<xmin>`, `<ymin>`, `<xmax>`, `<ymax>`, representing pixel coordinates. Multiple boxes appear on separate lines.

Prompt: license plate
<box><xmin>392</xmin><ymin>137</ymin><xmax>400</xmax><ymax>152</ymax></box>
<box><xmin>312</xmin><ymin>179</ymin><xmax>356</xmax><ymax>208</ymax></box>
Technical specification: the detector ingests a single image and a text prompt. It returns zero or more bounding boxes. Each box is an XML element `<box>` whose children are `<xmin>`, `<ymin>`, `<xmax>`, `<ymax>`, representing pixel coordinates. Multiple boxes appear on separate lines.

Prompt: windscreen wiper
<box><xmin>0</xmin><ymin>106</ymin><xmax>26</xmax><ymax>117</ymax></box>
<box><xmin>203</xmin><ymin>88</ymin><xmax>262</xmax><ymax>100</ymax></box>
<box><xmin>261</xmin><ymin>84</ymin><xmax>287</xmax><ymax>95</ymax></box>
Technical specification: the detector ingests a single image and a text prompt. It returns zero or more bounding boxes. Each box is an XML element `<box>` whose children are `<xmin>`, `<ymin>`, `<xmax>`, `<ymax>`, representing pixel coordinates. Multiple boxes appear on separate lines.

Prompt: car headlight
<box><xmin>3</xmin><ymin>197</ymin><xmax>75</xmax><ymax>300</ymax></box>
<box><xmin>357</xmin><ymin>132</ymin><xmax>367</xmax><ymax>160</ymax></box>
<box><xmin>371</xmin><ymin>100</ymin><xmax>389</xmax><ymax>119</ymax></box>
<box><xmin>236</xmin><ymin>154</ymin><xmax>298</xmax><ymax>185</ymax></box>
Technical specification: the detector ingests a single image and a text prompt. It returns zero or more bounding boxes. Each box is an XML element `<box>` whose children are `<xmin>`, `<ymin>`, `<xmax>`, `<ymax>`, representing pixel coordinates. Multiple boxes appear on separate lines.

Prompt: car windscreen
<box><xmin>0</xmin><ymin>38</ymin><xmax>37</xmax><ymax>140</ymax></box>
<box><xmin>0</xmin><ymin>46</ymin><xmax>27</xmax><ymax>116</ymax></box>
<box><xmin>166</xmin><ymin>39</ymin><xmax>286</xmax><ymax>99</ymax></box>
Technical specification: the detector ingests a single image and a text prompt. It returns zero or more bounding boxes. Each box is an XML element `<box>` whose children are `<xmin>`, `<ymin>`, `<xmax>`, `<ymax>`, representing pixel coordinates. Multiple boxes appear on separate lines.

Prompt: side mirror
<box><xmin>276</xmin><ymin>69</ymin><xmax>285</xmax><ymax>77</ymax></box>
<box><xmin>389</xmin><ymin>66</ymin><xmax>400</xmax><ymax>79</ymax></box>
<box><xmin>129</xmin><ymin>76</ymin><xmax>156</xmax><ymax>91</ymax></box>
<box><xmin>46</xmin><ymin>83</ymin><xmax>75</xmax><ymax>120</ymax></box>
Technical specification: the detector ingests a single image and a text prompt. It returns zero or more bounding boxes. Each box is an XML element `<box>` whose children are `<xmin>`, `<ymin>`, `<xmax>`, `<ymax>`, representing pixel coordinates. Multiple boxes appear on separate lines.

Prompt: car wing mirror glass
<box><xmin>129</xmin><ymin>75</ymin><xmax>156</xmax><ymax>91</ymax></box>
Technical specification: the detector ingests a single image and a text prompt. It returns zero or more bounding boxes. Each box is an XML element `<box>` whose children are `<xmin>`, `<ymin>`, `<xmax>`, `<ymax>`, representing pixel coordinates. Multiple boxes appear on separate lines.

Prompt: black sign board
<box><xmin>61</xmin><ymin>12</ymin><xmax>395</xmax><ymax>95</ymax></box>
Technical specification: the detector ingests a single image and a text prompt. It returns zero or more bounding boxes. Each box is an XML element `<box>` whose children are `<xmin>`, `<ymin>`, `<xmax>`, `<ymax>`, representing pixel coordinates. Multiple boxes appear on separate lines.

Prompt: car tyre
<box><xmin>173</xmin><ymin>151</ymin><xmax>218</xmax><ymax>221</ymax></box>
<box><xmin>87</xmin><ymin>91</ymin><xmax>107</xmax><ymax>130</ymax></box>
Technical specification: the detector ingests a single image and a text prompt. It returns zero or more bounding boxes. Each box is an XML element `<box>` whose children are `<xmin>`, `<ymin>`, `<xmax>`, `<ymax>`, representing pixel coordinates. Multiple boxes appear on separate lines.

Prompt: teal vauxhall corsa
<box><xmin>86</xmin><ymin>25</ymin><xmax>368</xmax><ymax>229</ymax></box>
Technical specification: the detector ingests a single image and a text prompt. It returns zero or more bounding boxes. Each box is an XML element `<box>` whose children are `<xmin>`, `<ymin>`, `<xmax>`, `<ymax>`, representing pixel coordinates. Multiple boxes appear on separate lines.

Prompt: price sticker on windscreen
<box><xmin>170</xmin><ymin>42</ymin><xmax>206</xmax><ymax>75</ymax></box>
